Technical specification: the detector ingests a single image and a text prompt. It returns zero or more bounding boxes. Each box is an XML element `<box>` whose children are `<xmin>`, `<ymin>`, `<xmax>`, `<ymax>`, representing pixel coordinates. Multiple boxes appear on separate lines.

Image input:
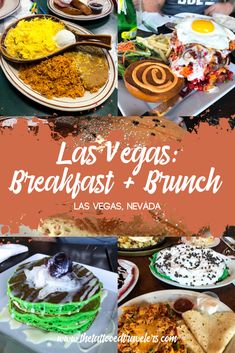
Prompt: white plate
<box><xmin>118</xmin><ymin>289</ymin><xmax>232</xmax><ymax>313</ymax></box>
<box><xmin>174</xmin><ymin>13</ymin><xmax>211</xmax><ymax>20</ymax></box>
<box><xmin>0</xmin><ymin>0</ymin><xmax>20</xmax><ymax>20</ymax></box>
<box><xmin>150</xmin><ymin>253</ymin><xmax>235</xmax><ymax>290</ymax></box>
<box><xmin>118</xmin><ymin>259</ymin><xmax>139</xmax><ymax>304</ymax></box>
<box><xmin>0</xmin><ymin>254</ymin><xmax>117</xmax><ymax>353</ymax></box>
<box><xmin>118</xmin><ymin>63</ymin><xmax>235</xmax><ymax>119</ymax></box>
<box><xmin>48</xmin><ymin>0</ymin><xmax>113</xmax><ymax>21</ymax></box>
<box><xmin>212</xmin><ymin>13</ymin><xmax>235</xmax><ymax>32</ymax></box>
<box><xmin>0</xmin><ymin>21</ymin><xmax>116</xmax><ymax>112</ymax></box>
<box><xmin>181</xmin><ymin>236</ymin><xmax>221</xmax><ymax>248</ymax></box>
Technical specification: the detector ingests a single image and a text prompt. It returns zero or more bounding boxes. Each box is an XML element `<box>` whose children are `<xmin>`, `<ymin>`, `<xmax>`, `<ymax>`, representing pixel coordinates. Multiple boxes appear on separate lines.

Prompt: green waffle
<box><xmin>7</xmin><ymin>257</ymin><xmax>103</xmax><ymax>334</ymax></box>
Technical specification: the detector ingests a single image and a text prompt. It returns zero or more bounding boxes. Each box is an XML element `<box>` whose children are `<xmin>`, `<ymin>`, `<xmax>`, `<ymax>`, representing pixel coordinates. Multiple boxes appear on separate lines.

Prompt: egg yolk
<box><xmin>192</xmin><ymin>20</ymin><xmax>215</xmax><ymax>34</ymax></box>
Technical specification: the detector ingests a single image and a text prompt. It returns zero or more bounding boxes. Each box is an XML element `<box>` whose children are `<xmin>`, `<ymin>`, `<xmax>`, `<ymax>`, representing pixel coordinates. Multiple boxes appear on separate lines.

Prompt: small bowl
<box><xmin>172</xmin><ymin>298</ymin><xmax>195</xmax><ymax>315</ymax></box>
<box><xmin>89</xmin><ymin>1</ymin><xmax>103</xmax><ymax>14</ymax></box>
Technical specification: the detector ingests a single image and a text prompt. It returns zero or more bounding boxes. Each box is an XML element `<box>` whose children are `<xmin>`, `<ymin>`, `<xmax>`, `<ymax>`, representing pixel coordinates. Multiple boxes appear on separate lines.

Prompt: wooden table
<box><xmin>119</xmin><ymin>237</ymin><xmax>235</xmax><ymax>311</ymax></box>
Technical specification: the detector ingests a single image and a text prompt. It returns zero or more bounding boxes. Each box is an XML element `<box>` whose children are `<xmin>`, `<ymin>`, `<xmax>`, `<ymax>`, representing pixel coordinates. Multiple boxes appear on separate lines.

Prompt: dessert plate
<box><xmin>118</xmin><ymin>260</ymin><xmax>139</xmax><ymax>304</ymax></box>
<box><xmin>0</xmin><ymin>254</ymin><xmax>117</xmax><ymax>353</ymax></box>
<box><xmin>48</xmin><ymin>0</ymin><xmax>114</xmax><ymax>21</ymax></box>
<box><xmin>149</xmin><ymin>252</ymin><xmax>235</xmax><ymax>290</ymax></box>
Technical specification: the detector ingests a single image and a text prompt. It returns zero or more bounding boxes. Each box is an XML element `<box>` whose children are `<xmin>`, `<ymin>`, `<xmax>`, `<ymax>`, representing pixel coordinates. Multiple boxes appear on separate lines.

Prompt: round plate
<box><xmin>47</xmin><ymin>0</ymin><xmax>113</xmax><ymax>21</ymax></box>
<box><xmin>0</xmin><ymin>21</ymin><xmax>116</xmax><ymax>112</ymax></box>
<box><xmin>0</xmin><ymin>0</ymin><xmax>20</xmax><ymax>20</ymax></box>
<box><xmin>212</xmin><ymin>13</ymin><xmax>235</xmax><ymax>32</ymax></box>
<box><xmin>150</xmin><ymin>253</ymin><xmax>235</xmax><ymax>290</ymax></box>
<box><xmin>118</xmin><ymin>289</ymin><xmax>232</xmax><ymax>313</ymax></box>
<box><xmin>181</xmin><ymin>236</ymin><xmax>221</xmax><ymax>248</ymax></box>
<box><xmin>174</xmin><ymin>12</ymin><xmax>212</xmax><ymax>20</ymax></box>
<box><xmin>118</xmin><ymin>259</ymin><xmax>139</xmax><ymax>304</ymax></box>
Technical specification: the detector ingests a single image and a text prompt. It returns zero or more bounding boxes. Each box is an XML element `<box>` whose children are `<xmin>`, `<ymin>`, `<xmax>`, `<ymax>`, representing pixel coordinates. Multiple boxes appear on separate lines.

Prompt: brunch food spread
<box><xmin>7</xmin><ymin>252</ymin><xmax>103</xmax><ymax>334</ymax></box>
<box><xmin>118</xmin><ymin>243</ymin><xmax>235</xmax><ymax>353</ymax></box>
<box><xmin>2</xmin><ymin>17</ymin><xmax>109</xmax><ymax>100</ymax></box>
<box><xmin>118</xmin><ymin>18</ymin><xmax>235</xmax><ymax>107</ymax></box>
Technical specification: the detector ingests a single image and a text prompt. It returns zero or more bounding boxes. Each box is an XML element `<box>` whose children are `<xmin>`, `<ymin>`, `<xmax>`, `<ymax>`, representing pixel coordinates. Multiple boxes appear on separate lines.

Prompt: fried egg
<box><xmin>176</xmin><ymin>18</ymin><xmax>235</xmax><ymax>50</ymax></box>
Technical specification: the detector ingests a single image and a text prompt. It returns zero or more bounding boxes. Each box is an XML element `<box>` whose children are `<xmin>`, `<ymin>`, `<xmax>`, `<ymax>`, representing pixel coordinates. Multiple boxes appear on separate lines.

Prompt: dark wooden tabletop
<box><xmin>119</xmin><ymin>237</ymin><xmax>235</xmax><ymax>311</ymax></box>
<box><xmin>0</xmin><ymin>237</ymin><xmax>117</xmax><ymax>273</ymax></box>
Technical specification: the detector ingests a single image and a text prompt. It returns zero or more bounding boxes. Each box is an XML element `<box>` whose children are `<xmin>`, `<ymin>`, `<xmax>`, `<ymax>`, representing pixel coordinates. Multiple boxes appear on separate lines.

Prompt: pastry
<box><xmin>124</xmin><ymin>60</ymin><xmax>184</xmax><ymax>102</ymax></box>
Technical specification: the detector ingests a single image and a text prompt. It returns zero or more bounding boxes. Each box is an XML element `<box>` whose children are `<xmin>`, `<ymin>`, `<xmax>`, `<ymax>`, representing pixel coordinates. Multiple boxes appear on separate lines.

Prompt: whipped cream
<box><xmin>155</xmin><ymin>244</ymin><xmax>227</xmax><ymax>286</ymax></box>
<box><xmin>24</xmin><ymin>265</ymin><xmax>82</xmax><ymax>299</ymax></box>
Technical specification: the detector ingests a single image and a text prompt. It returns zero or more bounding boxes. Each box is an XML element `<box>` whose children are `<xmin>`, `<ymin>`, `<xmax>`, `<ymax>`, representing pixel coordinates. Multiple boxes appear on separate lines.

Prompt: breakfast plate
<box><xmin>48</xmin><ymin>0</ymin><xmax>114</xmax><ymax>21</ymax></box>
<box><xmin>149</xmin><ymin>245</ymin><xmax>235</xmax><ymax>290</ymax></box>
<box><xmin>0</xmin><ymin>253</ymin><xmax>117</xmax><ymax>353</ymax></box>
<box><xmin>0</xmin><ymin>20</ymin><xmax>116</xmax><ymax>112</ymax></box>
<box><xmin>118</xmin><ymin>63</ymin><xmax>235</xmax><ymax>119</ymax></box>
<box><xmin>174</xmin><ymin>13</ymin><xmax>211</xmax><ymax>20</ymax></box>
<box><xmin>118</xmin><ymin>290</ymin><xmax>235</xmax><ymax>353</ymax></box>
<box><xmin>118</xmin><ymin>289</ymin><xmax>232</xmax><ymax>313</ymax></box>
<box><xmin>118</xmin><ymin>259</ymin><xmax>139</xmax><ymax>304</ymax></box>
<box><xmin>0</xmin><ymin>0</ymin><xmax>20</xmax><ymax>20</ymax></box>
<box><xmin>119</xmin><ymin>14</ymin><xmax>235</xmax><ymax>119</ymax></box>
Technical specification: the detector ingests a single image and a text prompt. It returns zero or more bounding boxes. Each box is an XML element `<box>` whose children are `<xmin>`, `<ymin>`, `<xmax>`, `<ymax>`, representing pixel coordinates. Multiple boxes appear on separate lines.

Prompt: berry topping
<box><xmin>47</xmin><ymin>252</ymin><xmax>73</xmax><ymax>278</ymax></box>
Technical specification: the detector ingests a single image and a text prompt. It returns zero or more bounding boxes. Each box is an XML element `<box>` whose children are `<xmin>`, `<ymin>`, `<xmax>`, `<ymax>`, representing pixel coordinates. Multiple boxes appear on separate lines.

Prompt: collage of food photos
<box><xmin>0</xmin><ymin>0</ymin><xmax>235</xmax><ymax>353</ymax></box>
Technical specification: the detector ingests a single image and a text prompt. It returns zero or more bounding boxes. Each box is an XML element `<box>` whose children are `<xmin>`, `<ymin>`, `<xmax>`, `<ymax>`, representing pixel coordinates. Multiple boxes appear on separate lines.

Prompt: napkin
<box><xmin>138</xmin><ymin>12</ymin><xmax>172</xmax><ymax>33</ymax></box>
<box><xmin>0</xmin><ymin>244</ymin><xmax>28</xmax><ymax>263</ymax></box>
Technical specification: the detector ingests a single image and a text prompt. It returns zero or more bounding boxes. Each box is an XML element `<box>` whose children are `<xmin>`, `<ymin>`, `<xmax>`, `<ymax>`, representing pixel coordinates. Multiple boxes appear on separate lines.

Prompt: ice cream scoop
<box><xmin>54</xmin><ymin>29</ymin><xmax>76</xmax><ymax>47</ymax></box>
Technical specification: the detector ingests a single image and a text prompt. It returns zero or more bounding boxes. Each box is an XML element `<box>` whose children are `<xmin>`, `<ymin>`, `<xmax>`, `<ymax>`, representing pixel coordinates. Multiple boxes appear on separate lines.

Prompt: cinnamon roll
<box><xmin>124</xmin><ymin>60</ymin><xmax>184</xmax><ymax>102</ymax></box>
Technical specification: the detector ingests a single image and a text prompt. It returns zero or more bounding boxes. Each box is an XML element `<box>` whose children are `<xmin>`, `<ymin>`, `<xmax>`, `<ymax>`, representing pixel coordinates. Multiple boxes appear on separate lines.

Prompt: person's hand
<box><xmin>205</xmin><ymin>2</ymin><xmax>234</xmax><ymax>16</ymax></box>
<box><xmin>132</xmin><ymin>0</ymin><xmax>139</xmax><ymax>9</ymax></box>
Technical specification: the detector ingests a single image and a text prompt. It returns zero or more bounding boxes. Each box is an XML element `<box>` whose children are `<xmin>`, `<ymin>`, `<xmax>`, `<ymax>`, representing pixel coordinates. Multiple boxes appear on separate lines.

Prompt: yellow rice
<box><xmin>4</xmin><ymin>18</ymin><xmax>64</xmax><ymax>60</ymax></box>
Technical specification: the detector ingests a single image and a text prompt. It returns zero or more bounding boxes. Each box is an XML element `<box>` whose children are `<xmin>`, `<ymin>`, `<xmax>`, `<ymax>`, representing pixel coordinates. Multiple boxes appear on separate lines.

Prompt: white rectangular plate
<box><xmin>118</xmin><ymin>63</ymin><xmax>235</xmax><ymax>120</ymax></box>
<box><xmin>0</xmin><ymin>254</ymin><xmax>117</xmax><ymax>353</ymax></box>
